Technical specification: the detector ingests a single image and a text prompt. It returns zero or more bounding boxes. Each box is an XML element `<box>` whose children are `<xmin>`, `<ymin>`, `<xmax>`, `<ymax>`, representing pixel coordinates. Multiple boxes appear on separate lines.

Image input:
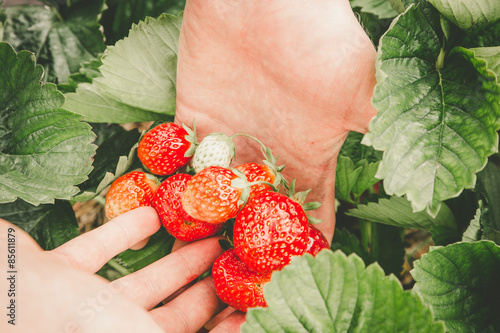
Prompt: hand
<box><xmin>175</xmin><ymin>0</ymin><xmax>378</xmax><ymax>242</ymax></box>
<box><xmin>0</xmin><ymin>207</ymin><xmax>243</xmax><ymax>333</ymax></box>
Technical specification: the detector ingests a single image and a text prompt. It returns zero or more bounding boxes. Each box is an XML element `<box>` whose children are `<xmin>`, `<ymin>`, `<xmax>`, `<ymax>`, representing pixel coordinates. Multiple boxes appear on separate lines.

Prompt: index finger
<box><xmin>50</xmin><ymin>206</ymin><xmax>161</xmax><ymax>273</ymax></box>
<box><xmin>111</xmin><ymin>236</ymin><xmax>224</xmax><ymax>310</ymax></box>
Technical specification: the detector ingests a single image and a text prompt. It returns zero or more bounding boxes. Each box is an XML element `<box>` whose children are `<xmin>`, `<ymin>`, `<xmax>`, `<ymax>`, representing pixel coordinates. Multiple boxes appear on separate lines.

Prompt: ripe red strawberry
<box><xmin>235</xmin><ymin>162</ymin><xmax>275</xmax><ymax>198</ymax></box>
<box><xmin>152</xmin><ymin>173</ymin><xmax>224</xmax><ymax>242</ymax></box>
<box><xmin>105</xmin><ymin>171</ymin><xmax>159</xmax><ymax>220</ymax></box>
<box><xmin>212</xmin><ymin>249</ymin><xmax>272</xmax><ymax>312</ymax></box>
<box><xmin>306</xmin><ymin>224</ymin><xmax>330</xmax><ymax>256</ymax></box>
<box><xmin>181</xmin><ymin>166</ymin><xmax>246</xmax><ymax>224</ymax></box>
<box><xmin>137</xmin><ymin>122</ymin><xmax>197</xmax><ymax>176</ymax></box>
<box><xmin>192</xmin><ymin>133</ymin><xmax>235</xmax><ymax>173</ymax></box>
<box><xmin>233</xmin><ymin>191</ymin><xmax>309</xmax><ymax>273</ymax></box>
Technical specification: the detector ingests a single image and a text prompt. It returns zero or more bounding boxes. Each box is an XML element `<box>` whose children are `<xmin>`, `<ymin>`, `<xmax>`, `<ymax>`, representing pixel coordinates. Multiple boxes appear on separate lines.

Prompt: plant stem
<box><xmin>436</xmin><ymin>46</ymin><xmax>445</xmax><ymax>70</ymax></box>
<box><xmin>360</xmin><ymin>220</ymin><xmax>373</xmax><ymax>255</ymax></box>
<box><xmin>93</xmin><ymin>195</ymin><xmax>106</xmax><ymax>206</ymax></box>
<box><xmin>50</xmin><ymin>6</ymin><xmax>65</xmax><ymax>23</ymax></box>
<box><xmin>230</xmin><ymin>132</ymin><xmax>268</xmax><ymax>153</ymax></box>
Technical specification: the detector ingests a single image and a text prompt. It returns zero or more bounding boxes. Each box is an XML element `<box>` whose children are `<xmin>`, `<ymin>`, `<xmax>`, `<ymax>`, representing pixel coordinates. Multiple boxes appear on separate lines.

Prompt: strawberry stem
<box><xmin>230</xmin><ymin>132</ymin><xmax>289</xmax><ymax>189</ymax></box>
<box><xmin>230</xmin><ymin>132</ymin><xmax>268</xmax><ymax>153</ymax></box>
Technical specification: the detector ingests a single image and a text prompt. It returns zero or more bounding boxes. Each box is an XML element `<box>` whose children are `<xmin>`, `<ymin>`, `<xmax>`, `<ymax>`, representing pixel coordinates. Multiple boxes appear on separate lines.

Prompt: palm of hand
<box><xmin>175</xmin><ymin>0</ymin><xmax>377</xmax><ymax>240</ymax></box>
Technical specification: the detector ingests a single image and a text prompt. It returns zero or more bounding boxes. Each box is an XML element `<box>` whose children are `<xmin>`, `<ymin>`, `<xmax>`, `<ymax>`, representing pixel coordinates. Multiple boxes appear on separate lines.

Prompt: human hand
<box><xmin>0</xmin><ymin>207</ymin><xmax>243</xmax><ymax>333</ymax></box>
<box><xmin>174</xmin><ymin>0</ymin><xmax>378</xmax><ymax>242</ymax></box>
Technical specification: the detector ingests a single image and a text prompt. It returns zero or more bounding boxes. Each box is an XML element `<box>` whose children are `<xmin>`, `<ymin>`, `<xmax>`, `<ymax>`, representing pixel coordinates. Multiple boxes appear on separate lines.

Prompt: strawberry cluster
<box><xmin>104</xmin><ymin>122</ymin><xmax>329</xmax><ymax>312</ymax></box>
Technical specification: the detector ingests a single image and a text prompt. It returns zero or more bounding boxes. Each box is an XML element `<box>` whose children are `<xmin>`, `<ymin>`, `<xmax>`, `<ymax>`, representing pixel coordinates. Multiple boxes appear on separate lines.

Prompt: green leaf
<box><xmin>363</xmin><ymin>4</ymin><xmax>500</xmax><ymax>217</ymax></box>
<box><xmin>350</xmin><ymin>0</ymin><xmax>399</xmax><ymax>19</ymax></box>
<box><xmin>338</xmin><ymin>132</ymin><xmax>382</xmax><ymax>200</ymax></box>
<box><xmin>73</xmin><ymin>124</ymin><xmax>142</xmax><ymax>201</ymax></box>
<box><xmin>461</xmin><ymin>198</ymin><xmax>500</xmax><ymax>245</ymax></box>
<box><xmin>96</xmin><ymin>13</ymin><xmax>182</xmax><ymax>114</ymax></box>
<box><xmin>388</xmin><ymin>0</ymin><xmax>405</xmax><ymax>14</ymax></box>
<box><xmin>335</xmin><ymin>156</ymin><xmax>363</xmax><ymax>202</ymax></box>
<box><xmin>429</xmin><ymin>191</ymin><xmax>478</xmax><ymax>246</ymax></box>
<box><xmin>475</xmin><ymin>160</ymin><xmax>500</xmax><ymax>230</ymax></box>
<box><xmin>243</xmin><ymin>250</ymin><xmax>444</xmax><ymax>333</ymax></box>
<box><xmin>462</xmin><ymin>206</ymin><xmax>483</xmax><ymax>242</ymax></box>
<box><xmin>347</xmin><ymin>196</ymin><xmax>456</xmax><ymax>230</ymax></box>
<box><xmin>0</xmin><ymin>199</ymin><xmax>79</xmax><ymax>250</ymax></box>
<box><xmin>335</xmin><ymin>156</ymin><xmax>380</xmax><ymax>202</ymax></box>
<box><xmin>101</xmin><ymin>0</ymin><xmax>186</xmax><ymax>44</ymax></box>
<box><xmin>98</xmin><ymin>227</ymin><xmax>175</xmax><ymax>280</ymax></box>
<box><xmin>0</xmin><ymin>42</ymin><xmax>96</xmax><ymax>205</ymax></box>
<box><xmin>428</xmin><ymin>0</ymin><xmax>500</xmax><ymax>32</ymax></box>
<box><xmin>57</xmin><ymin>56</ymin><xmax>103</xmax><ymax>93</ymax></box>
<box><xmin>1</xmin><ymin>2</ymin><xmax>105</xmax><ymax>83</ymax></box>
<box><xmin>401</xmin><ymin>0</ymin><xmax>419</xmax><ymax>8</ymax></box>
<box><xmin>47</xmin><ymin>20</ymin><xmax>103</xmax><ymax>83</ymax></box>
<box><xmin>1</xmin><ymin>6</ymin><xmax>53</xmax><ymax>61</ymax></box>
<box><xmin>461</xmin><ymin>18</ymin><xmax>500</xmax><ymax>48</ymax></box>
<box><xmin>470</xmin><ymin>46</ymin><xmax>500</xmax><ymax>83</ymax></box>
<box><xmin>429</xmin><ymin>225</ymin><xmax>462</xmax><ymax>246</ymax></box>
<box><xmin>412</xmin><ymin>241</ymin><xmax>500</xmax><ymax>332</ymax></box>
<box><xmin>339</xmin><ymin>131</ymin><xmax>382</xmax><ymax>164</ymax></box>
<box><xmin>115</xmin><ymin>227</ymin><xmax>174</xmax><ymax>271</ymax></box>
<box><xmin>351</xmin><ymin>159</ymin><xmax>381</xmax><ymax>197</ymax></box>
<box><xmin>63</xmin><ymin>12</ymin><xmax>182</xmax><ymax>123</ymax></box>
<box><xmin>63</xmin><ymin>82</ymin><xmax>170</xmax><ymax>123</ymax></box>
<box><xmin>331</xmin><ymin>228</ymin><xmax>371</xmax><ymax>264</ymax></box>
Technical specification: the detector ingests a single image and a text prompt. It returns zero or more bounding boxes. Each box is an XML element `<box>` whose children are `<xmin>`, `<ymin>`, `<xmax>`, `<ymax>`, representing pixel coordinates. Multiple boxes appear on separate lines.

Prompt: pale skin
<box><xmin>175</xmin><ymin>0</ymin><xmax>377</xmax><ymax>241</ymax></box>
<box><xmin>0</xmin><ymin>208</ymin><xmax>233</xmax><ymax>332</ymax></box>
<box><xmin>0</xmin><ymin>0</ymin><xmax>377</xmax><ymax>332</ymax></box>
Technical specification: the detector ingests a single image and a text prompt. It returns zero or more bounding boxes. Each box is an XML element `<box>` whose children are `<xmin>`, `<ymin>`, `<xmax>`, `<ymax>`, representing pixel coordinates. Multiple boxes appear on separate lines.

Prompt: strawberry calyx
<box><xmin>144</xmin><ymin>172</ymin><xmax>161</xmax><ymax>186</ymax></box>
<box><xmin>218</xmin><ymin>237</ymin><xmax>234</xmax><ymax>251</ymax></box>
<box><xmin>182</xmin><ymin>120</ymin><xmax>198</xmax><ymax>158</ymax></box>
<box><xmin>288</xmin><ymin>179</ymin><xmax>323</xmax><ymax>224</ymax></box>
<box><xmin>230</xmin><ymin>168</ymin><xmax>277</xmax><ymax>207</ymax></box>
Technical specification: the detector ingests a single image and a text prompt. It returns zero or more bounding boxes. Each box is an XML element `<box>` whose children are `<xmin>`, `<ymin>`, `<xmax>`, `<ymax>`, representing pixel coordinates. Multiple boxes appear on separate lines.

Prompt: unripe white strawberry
<box><xmin>192</xmin><ymin>133</ymin><xmax>235</xmax><ymax>173</ymax></box>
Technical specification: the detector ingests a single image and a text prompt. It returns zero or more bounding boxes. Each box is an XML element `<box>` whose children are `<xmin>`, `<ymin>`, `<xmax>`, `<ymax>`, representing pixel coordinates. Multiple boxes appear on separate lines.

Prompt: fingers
<box><xmin>50</xmin><ymin>207</ymin><xmax>161</xmax><ymax>273</ymax></box>
<box><xmin>211</xmin><ymin>310</ymin><xmax>246</xmax><ymax>333</ymax></box>
<box><xmin>171</xmin><ymin>238</ymin><xmax>190</xmax><ymax>252</ymax></box>
<box><xmin>111</xmin><ymin>237</ymin><xmax>224</xmax><ymax>310</ymax></box>
<box><xmin>203</xmin><ymin>306</ymin><xmax>236</xmax><ymax>331</ymax></box>
<box><xmin>130</xmin><ymin>237</ymin><xmax>151</xmax><ymax>250</ymax></box>
<box><xmin>149</xmin><ymin>275</ymin><xmax>226</xmax><ymax>333</ymax></box>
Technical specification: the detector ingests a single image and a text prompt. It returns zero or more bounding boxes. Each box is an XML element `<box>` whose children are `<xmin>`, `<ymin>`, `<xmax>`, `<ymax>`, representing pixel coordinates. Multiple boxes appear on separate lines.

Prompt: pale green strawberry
<box><xmin>191</xmin><ymin>133</ymin><xmax>236</xmax><ymax>173</ymax></box>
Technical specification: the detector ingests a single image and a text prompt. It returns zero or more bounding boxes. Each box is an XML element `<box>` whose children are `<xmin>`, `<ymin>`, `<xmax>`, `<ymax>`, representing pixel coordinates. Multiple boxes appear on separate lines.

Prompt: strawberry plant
<box><xmin>1</xmin><ymin>0</ymin><xmax>500</xmax><ymax>331</ymax></box>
